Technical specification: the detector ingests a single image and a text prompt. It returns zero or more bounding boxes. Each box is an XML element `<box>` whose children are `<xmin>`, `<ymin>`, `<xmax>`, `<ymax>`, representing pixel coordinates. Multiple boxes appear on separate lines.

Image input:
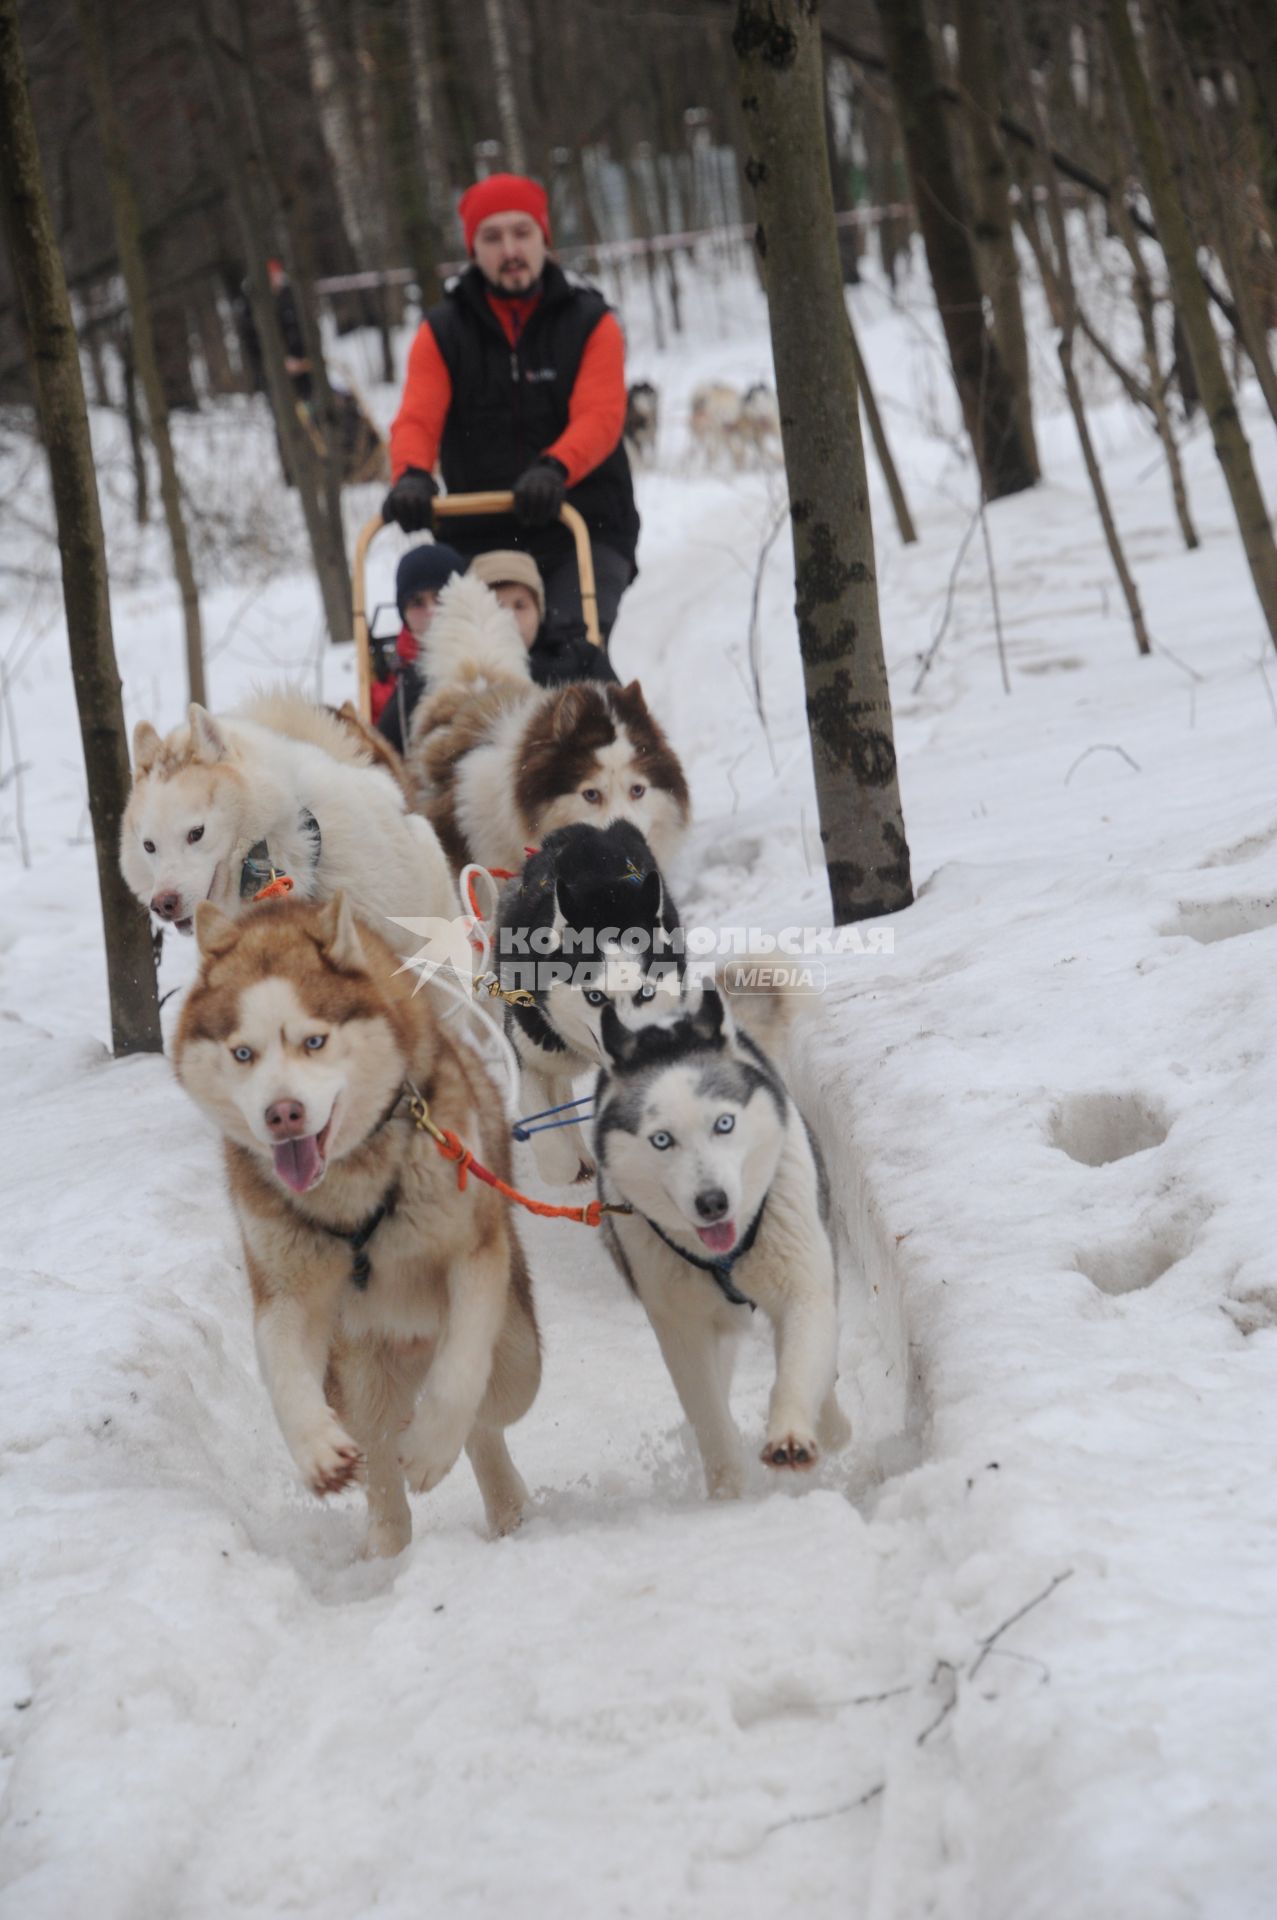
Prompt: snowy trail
<box><xmin>7</xmin><ymin>256</ymin><xmax>1277</xmax><ymax>1915</ymax></box>
<box><xmin>0</xmin><ymin>443</ymin><xmax>903</xmax><ymax>1914</ymax></box>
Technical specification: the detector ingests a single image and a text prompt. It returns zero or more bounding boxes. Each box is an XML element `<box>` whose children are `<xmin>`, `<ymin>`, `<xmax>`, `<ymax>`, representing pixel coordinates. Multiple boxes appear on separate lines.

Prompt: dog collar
<box><xmin>240</xmin><ymin>807</ymin><xmax>322</xmax><ymax>899</ymax></box>
<box><xmin>637</xmin><ymin>1196</ymin><xmax>768</xmax><ymax>1310</ymax></box>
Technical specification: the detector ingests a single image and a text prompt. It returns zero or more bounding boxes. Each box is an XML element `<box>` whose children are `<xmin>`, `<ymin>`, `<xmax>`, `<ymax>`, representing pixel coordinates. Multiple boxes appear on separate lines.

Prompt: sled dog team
<box><xmin>121</xmin><ymin>571</ymin><xmax>849</xmax><ymax>1556</ymax></box>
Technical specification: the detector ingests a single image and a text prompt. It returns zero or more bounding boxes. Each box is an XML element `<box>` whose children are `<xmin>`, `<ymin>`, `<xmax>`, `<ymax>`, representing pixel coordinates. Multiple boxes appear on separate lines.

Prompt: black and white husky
<box><xmin>492</xmin><ymin>820</ymin><xmax>682</xmax><ymax>1185</ymax></box>
<box><xmin>594</xmin><ymin>984</ymin><xmax>850</xmax><ymax>1498</ymax></box>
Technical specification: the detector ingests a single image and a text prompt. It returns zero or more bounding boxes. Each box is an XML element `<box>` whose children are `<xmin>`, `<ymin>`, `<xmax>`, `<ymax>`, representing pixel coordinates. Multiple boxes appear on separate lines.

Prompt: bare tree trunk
<box><xmin>848</xmin><ymin>312</ymin><xmax>917</xmax><ymax>545</ymax></box>
<box><xmin>74</xmin><ymin>0</ymin><xmax>206</xmax><ymax>707</ymax></box>
<box><xmin>120</xmin><ymin>327</ymin><xmax>149</xmax><ymax>528</ymax></box>
<box><xmin>233</xmin><ymin>0</ymin><xmax>353</xmax><ymax>601</ymax></box>
<box><xmin>626</xmin><ymin>153</ymin><xmax>666</xmax><ymax>351</ymax></box>
<box><xmin>735</xmin><ymin>0</ymin><xmax>912</xmax><ymax>924</ymax></box>
<box><xmin>1105</xmin><ymin>0</ymin><xmax>1277</xmax><ymax>651</ymax></box>
<box><xmin>0</xmin><ymin>0</ymin><xmax>161</xmax><ymax>1055</ymax></box>
<box><xmin>192</xmin><ymin>0</ymin><xmax>352</xmax><ymax>648</ymax></box>
<box><xmin>1005</xmin><ymin>4</ymin><xmax>1151</xmax><ymax>657</ymax></box>
<box><xmin>369</xmin><ymin>0</ymin><xmax>443</xmax><ymax>309</ymax></box>
<box><xmin>1225</xmin><ymin>0</ymin><xmax>1277</xmax><ymax>249</ymax></box>
<box><xmin>293</xmin><ymin>0</ymin><xmax>376</xmax><ymax>270</ymax></box>
<box><xmin>406</xmin><ymin>1</ymin><xmax>455</xmax><ymax>246</ymax></box>
<box><xmin>874</xmin><ymin>0</ymin><xmax>1035</xmax><ymax>501</ymax></box>
<box><xmin>955</xmin><ymin>0</ymin><xmax>1039</xmax><ymax>479</ymax></box>
<box><xmin>1151</xmin><ymin>0</ymin><xmax>1277</xmax><ymax>431</ymax></box>
<box><xmin>484</xmin><ymin>0</ymin><xmax>527</xmax><ymax>174</ymax></box>
<box><xmin>191</xmin><ymin>282</ymin><xmax>238</xmax><ymax>396</ymax></box>
<box><xmin>1103</xmin><ymin>87</ymin><xmax>1199</xmax><ymax>549</ymax></box>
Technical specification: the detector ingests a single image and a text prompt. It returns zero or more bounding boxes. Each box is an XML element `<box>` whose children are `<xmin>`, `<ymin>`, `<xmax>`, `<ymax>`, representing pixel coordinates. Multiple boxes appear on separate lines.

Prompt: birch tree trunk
<box><xmin>734</xmin><ymin>0</ymin><xmax>913</xmax><ymax>923</ymax></box>
<box><xmin>1105</xmin><ymin>0</ymin><xmax>1277</xmax><ymax>650</ymax></box>
<box><xmin>0</xmin><ymin>0</ymin><xmax>161</xmax><ymax>1055</ymax></box>
<box><xmin>74</xmin><ymin>0</ymin><xmax>206</xmax><ymax>708</ymax></box>
<box><xmin>293</xmin><ymin>0</ymin><xmax>375</xmax><ymax>270</ymax></box>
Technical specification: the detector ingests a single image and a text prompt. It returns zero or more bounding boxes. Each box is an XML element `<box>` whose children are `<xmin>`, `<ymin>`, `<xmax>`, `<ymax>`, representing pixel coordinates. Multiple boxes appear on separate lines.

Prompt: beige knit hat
<box><xmin>468</xmin><ymin>549</ymin><xmax>546</xmax><ymax>618</ymax></box>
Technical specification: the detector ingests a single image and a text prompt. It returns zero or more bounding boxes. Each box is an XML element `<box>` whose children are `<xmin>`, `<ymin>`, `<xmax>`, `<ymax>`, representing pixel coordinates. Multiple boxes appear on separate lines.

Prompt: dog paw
<box><xmin>488</xmin><ymin>1494</ymin><xmax>526</xmax><ymax>1538</ymax></box>
<box><xmin>705</xmin><ymin>1463</ymin><xmax>744</xmax><ymax>1501</ymax></box>
<box><xmin>761</xmin><ymin>1432</ymin><xmax>819</xmax><ymax>1471</ymax></box>
<box><xmin>398</xmin><ymin>1410</ymin><xmax>465</xmax><ymax>1494</ymax></box>
<box><xmin>295</xmin><ymin>1414</ymin><xmax>362</xmax><ymax>1497</ymax></box>
<box><xmin>364</xmin><ymin>1514</ymin><xmax>413</xmax><ymax>1560</ymax></box>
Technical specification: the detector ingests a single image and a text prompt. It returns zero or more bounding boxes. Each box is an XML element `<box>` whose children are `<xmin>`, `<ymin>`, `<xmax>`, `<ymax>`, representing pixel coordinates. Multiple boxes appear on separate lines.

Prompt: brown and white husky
<box><xmin>406</xmin><ymin>572</ymin><xmax>691</xmax><ymax>875</ymax></box>
<box><xmin>173</xmin><ymin>891</ymin><xmax>541</xmax><ymax>1558</ymax></box>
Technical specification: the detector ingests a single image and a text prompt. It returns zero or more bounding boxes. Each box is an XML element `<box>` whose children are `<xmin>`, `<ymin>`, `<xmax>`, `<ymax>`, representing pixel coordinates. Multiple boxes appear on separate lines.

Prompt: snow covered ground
<box><xmin>3</xmin><ymin>244</ymin><xmax>1277</xmax><ymax>1917</ymax></box>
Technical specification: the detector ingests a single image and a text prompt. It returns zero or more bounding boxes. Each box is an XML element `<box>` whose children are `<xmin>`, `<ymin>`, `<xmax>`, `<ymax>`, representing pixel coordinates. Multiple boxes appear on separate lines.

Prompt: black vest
<box><xmin>426</xmin><ymin>261</ymin><xmax>640</xmax><ymax>575</ymax></box>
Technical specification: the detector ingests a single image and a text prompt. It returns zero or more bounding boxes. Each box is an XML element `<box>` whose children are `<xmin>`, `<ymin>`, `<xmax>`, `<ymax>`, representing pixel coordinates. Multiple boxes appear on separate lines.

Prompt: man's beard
<box><xmin>484</xmin><ymin>264</ymin><xmax>543</xmax><ymax>299</ymax></box>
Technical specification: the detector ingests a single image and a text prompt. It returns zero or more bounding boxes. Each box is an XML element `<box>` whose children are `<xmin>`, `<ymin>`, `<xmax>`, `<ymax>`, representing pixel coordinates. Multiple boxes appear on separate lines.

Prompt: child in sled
<box><xmin>468</xmin><ymin>549</ymin><xmax>619</xmax><ymax>690</ymax></box>
<box><xmin>371</xmin><ymin>542</ymin><xmax>466</xmax><ymax>752</ymax></box>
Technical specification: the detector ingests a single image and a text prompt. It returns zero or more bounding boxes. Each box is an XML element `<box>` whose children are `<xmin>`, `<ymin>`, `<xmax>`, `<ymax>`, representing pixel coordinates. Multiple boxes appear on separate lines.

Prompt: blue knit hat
<box><xmin>396</xmin><ymin>543</ymin><xmax>465</xmax><ymax>617</ymax></box>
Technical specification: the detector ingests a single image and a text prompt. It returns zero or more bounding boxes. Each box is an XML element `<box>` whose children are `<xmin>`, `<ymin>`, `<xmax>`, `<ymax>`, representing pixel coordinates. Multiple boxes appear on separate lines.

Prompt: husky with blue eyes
<box><xmin>594</xmin><ymin>984</ymin><xmax>850</xmax><ymax>1498</ymax></box>
<box><xmin>492</xmin><ymin>820</ymin><xmax>683</xmax><ymax>1187</ymax></box>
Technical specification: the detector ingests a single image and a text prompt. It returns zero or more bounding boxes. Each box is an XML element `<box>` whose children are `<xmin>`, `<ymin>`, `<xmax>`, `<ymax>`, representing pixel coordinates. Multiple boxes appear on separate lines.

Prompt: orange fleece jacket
<box><xmin>389</xmin><ymin>306</ymin><xmax>627</xmax><ymax>488</ymax></box>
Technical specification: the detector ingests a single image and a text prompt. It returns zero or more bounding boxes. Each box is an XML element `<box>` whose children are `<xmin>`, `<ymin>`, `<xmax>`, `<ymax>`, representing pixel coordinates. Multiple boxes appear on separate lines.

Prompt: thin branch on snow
<box><xmin>760</xmin><ymin>1780</ymin><xmax>885</xmax><ymax>1839</ymax></box>
<box><xmin>1063</xmin><ymin>743</ymin><xmax>1141</xmax><ymax>785</ymax></box>
<box><xmin>916</xmin><ymin>1659</ymin><xmax>959</xmax><ymax>1746</ymax></box>
<box><xmin>969</xmin><ymin>1568</ymin><xmax>1075</xmax><ymax>1681</ymax></box>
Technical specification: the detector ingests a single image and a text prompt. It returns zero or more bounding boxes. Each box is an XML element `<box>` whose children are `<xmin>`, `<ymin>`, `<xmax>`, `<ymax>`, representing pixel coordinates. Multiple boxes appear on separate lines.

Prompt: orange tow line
<box><xmin>405</xmin><ymin>1085</ymin><xmax>630</xmax><ymax>1230</ymax></box>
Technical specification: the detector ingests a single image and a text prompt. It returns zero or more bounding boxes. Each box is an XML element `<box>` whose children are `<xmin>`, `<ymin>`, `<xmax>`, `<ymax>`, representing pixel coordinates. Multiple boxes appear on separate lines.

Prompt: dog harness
<box><xmin>636</xmin><ymin>1197</ymin><xmax>768</xmax><ymax>1311</ymax></box>
<box><xmin>334</xmin><ymin>1184</ymin><xmax>400</xmax><ymax>1292</ymax></box>
<box><xmin>299</xmin><ymin>1084</ymin><xmax>408</xmax><ymax>1290</ymax></box>
<box><xmin>239</xmin><ymin>808</ymin><xmax>322</xmax><ymax>900</ymax></box>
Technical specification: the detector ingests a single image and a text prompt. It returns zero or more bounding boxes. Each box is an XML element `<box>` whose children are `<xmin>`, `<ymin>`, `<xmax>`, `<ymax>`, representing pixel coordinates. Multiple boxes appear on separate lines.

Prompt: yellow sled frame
<box><xmin>351</xmin><ymin>492</ymin><xmax>602</xmax><ymax>722</ymax></box>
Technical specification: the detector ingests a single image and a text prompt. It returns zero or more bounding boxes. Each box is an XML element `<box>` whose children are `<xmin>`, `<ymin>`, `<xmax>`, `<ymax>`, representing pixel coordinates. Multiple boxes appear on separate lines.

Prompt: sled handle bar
<box><xmin>350</xmin><ymin>493</ymin><xmax>601</xmax><ymax>724</ymax></box>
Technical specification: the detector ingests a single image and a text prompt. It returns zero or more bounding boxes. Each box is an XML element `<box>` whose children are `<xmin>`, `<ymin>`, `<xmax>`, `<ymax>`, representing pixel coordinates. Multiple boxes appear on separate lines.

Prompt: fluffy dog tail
<box><xmin>237</xmin><ymin>685</ymin><xmax>372</xmax><ymax>767</ymax></box>
<box><xmin>715</xmin><ymin>951</ymin><xmax>815</xmax><ymax>1058</ymax></box>
<box><xmin>419</xmin><ymin>573</ymin><xmax>531</xmax><ymax>695</ymax></box>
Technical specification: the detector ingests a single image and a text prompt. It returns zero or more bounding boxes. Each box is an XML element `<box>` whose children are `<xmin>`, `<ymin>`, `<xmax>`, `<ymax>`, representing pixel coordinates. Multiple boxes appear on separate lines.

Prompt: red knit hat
<box><xmin>458</xmin><ymin>173</ymin><xmax>551</xmax><ymax>253</ymax></box>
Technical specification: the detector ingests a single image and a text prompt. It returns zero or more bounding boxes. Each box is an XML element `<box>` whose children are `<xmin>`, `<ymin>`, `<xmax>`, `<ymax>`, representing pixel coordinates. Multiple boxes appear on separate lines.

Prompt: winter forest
<box><xmin>2</xmin><ymin>0</ymin><xmax>1276</xmax><ymax>1913</ymax></box>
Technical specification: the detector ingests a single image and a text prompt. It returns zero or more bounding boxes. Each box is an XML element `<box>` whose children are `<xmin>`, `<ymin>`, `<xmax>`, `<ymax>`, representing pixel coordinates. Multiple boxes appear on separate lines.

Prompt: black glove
<box><xmin>513</xmin><ymin>456</ymin><xmax>567</xmax><ymax>527</ymax></box>
<box><xmin>381</xmin><ymin>467</ymin><xmax>438</xmax><ymax>533</ymax></box>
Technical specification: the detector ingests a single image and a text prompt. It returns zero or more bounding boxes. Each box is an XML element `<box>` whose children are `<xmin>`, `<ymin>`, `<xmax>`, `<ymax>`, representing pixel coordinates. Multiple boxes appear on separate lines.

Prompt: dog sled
<box><xmin>350</xmin><ymin>493</ymin><xmax>602</xmax><ymax>723</ymax></box>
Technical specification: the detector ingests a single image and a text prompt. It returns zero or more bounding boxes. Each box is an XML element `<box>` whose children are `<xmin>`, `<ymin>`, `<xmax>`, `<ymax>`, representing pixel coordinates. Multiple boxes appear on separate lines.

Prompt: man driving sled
<box><xmin>382</xmin><ymin>172</ymin><xmax>639</xmax><ymax>649</ymax></box>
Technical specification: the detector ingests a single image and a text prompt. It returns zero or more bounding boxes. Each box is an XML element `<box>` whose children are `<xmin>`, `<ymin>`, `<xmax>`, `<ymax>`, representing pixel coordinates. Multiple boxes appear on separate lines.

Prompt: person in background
<box><xmin>380</xmin><ymin>173</ymin><xmax>639</xmax><ymax>650</ymax></box>
<box><xmin>371</xmin><ymin>542</ymin><xmax>466</xmax><ymax>752</ymax></box>
<box><xmin>236</xmin><ymin>259</ymin><xmax>312</xmax><ymax>401</ymax></box>
<box><xmin>468</xmin><ymin>550</ymin><xmax>618</xmax><ymax>689</ymax></box>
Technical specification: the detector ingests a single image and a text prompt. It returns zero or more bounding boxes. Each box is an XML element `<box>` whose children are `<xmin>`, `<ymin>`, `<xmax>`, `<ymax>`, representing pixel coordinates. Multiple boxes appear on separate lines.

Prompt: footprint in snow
<box><xmin>1047</xmin><ymin>1091</ymin><xmax>1170</xmax><ymax>1168</ymax></box>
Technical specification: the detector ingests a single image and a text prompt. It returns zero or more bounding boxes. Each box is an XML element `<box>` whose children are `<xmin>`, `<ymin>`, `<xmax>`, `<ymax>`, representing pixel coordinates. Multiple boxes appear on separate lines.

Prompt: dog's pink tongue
<box><xmin>697</xmin><ymin>1220</ymin><xmax>737</xmax><ymax>1255</ymax></box>
<box><xmin>273</xmin><ymin>1134</ymin><xmax>324</xmax><ymax>1193</ymax></box>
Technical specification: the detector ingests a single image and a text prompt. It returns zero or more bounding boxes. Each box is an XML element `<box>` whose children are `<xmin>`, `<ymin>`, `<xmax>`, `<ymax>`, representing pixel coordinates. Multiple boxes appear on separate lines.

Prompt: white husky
<box><xmin>595</xmin><ymin>983</ymin><xmax>850</xmax><ymax>1498</ymax></box>
<box><xmin>120</xmin><ymin>692</ymin><xmax>457</xmax><ymax>957</ymax></box>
